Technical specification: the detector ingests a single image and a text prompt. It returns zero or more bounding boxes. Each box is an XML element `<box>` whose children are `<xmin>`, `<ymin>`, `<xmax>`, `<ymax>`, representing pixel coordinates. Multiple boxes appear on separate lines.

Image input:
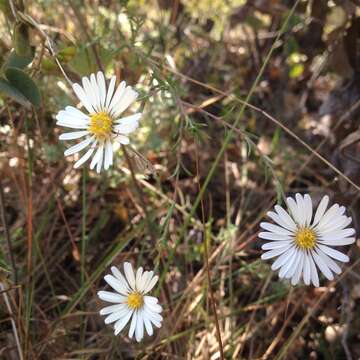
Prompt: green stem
<box><xmin>158</xmin><ymin>0</ymin><xmax>300</xmax><ymax>286</ymax></box>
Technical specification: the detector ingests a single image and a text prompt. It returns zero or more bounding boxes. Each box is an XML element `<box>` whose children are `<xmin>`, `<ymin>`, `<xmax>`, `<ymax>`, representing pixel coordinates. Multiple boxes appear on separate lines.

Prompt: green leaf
<box><xmin>2</xmin><ymin>49</ymin><xmax>34</xmax><ymax>71</ymax></box>
<box><xmin>5</xmin><ymin>67</ymin><xmax>41</xmax><ymax>108</ymax></box>
<box><xmin>289</xmin><ymin>63</ymin><xmax>304</xmax><ymax>78</ymax></box>
<box><xmin>13</xmin><ymin>22</ymin><xmax>32</xmax><ymax>58</ymax></box>
<box><xmin>0</xmin><ymin>77</ymin><xmax>31</xmax><ymax>108</ymax></box>
<box><xmin>58</xmin><ymin>46</ymin><xmax>77</xmax><ymax>63</ymax></box>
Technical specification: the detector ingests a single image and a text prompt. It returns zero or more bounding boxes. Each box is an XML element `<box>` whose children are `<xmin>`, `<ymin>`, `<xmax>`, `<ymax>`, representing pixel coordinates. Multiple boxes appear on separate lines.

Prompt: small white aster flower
<box><xmin>98</xmin><ymin>262</ymin><xmax>163</xmax><ymax>342</ymax></box>
<box><xmin>56</xmin><ymin>71</ymin><xmax>141</xmax><ymax>173</ymax></box>
<box><xmin>259</xmin><ymin>194</ymin><xmax>356</xmax><ymax>287</ymax></box>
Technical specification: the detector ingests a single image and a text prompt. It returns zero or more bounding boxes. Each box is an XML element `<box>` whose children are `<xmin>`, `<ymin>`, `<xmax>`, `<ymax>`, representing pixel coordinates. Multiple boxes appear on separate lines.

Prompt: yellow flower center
<box><xmin>295</xmin><ymin>227</ymin><xmax>317</xmax><ymax>250</ymax></box>
<box><xmin>127</xmin><ymin>292</ymin><xmax>144</xmax><ymax>310</ymax></box>
<box><xmin>88</xmin><ymin>111</ymin><xmax>113</xmax><ymax>139</ymax></box>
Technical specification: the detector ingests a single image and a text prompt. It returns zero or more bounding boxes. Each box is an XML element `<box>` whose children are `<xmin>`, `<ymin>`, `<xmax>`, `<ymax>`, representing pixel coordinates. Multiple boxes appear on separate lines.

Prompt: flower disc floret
<box><xmin>89</xmin><ymin>111</ymin><xmax>113</xmax><ymax>139</ymax></box>
<box><xmin>295</xmin><ymin>227</ymin><xmax>316</xmax><ymax>250</ymax></box>
<box><xmin>127</xmin><ymin>292</ymin><xmax>144</xmax><ymax>310</ymax></box>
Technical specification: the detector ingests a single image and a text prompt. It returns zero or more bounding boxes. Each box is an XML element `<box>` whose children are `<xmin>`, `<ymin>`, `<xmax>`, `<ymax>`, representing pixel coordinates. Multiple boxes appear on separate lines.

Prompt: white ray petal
<box><xmin>90</xmin><ymin>73</ymin><xmax>101</xmax><ymax>111</ymax></box>
<box><xmin>139</xmin><ymin>272</ymin><xmax>151</xmax><ymax>293</ymax></box>
<box><xmin>304</xmin><ymin>194</ymin><xmax>313</xmax><ymax>226</ymax></box>
<box><xmin>281</xmin><ymin>248</ymin><xmax>300</xmax><ymax>279</ymax></box>
<box><xmin>128</xmin><ymin>310</ymin><xmax>137</xmax><ymax>339</ymax></box>
<box><xmin>319</xmin><ymin>228</ymin><xmax>355</xmax><ymax>241</ymax></box>
<box><xmin>260</xmin><ymin>222</ymin><xmax>293</xmax><ymax>236</ymax></box>
<box><xmin>311</xmin><ymin>249</ymin><xmax>334</xmax><ymax>280</ymax></box>
<box><xmin>98</xmin><ymin>290</ymin><xmax>126</xmax><ymax>303</ymax></box>
<box><xmin>315</xmin><ymin>247</ymin><xmax>342</xmax><ymax>274</ymax></box>
<box><xmin>317</xmin><ymin>237</ymin><xmax>355</xmax><ymax>246</ymax></box>
<box><xmin>308</xmin><ymin>253</ymin><xmax>319</xmax><ymax>287</ymax></box>
<box><xmin>143</xmin><ymin>307</ymin><xmax>163</xmax><ymax>325</ymax></box>
<box><xmin>64</xmin><ymin>136</ymin><xmax>94</xmax><ymax>156</ymax></box>
<box><xmin>114</xmin><ymin>309</ymin><xmax>133</xmax><ymax>335</ymax></box>
<box><xmin>268</xmin><ymin>208</ymin><xmax>297</xmax><ymax>231</ymax></box>
<box><xmin>144</xmin><ymin>296</ymin><xmax>159</xmax><ymax>306</ymax></box>
<box><xmin>59</xmin><ymin>131</ymin><xmax>89</xmax><ymax>140</ymax></box>
<box><xmin>258</xmin><ymin>232</ymin><xmax>292</xmax><ymax>241</ymax></box>
<box><xmin>138</xmin><ymin>271</ymin><xmax>149</xmax><ymax>292</ymax></box>
<box><xmin>318</xmin><ymin>216</ymin><xmax>352</xmax><ymax>234</ymax></box>
<box><xmin>316</xmin><ymin>244</ymin><xmax>349</xmax><ymax>263</ymax></box>
<box><xmin>113</xmin><ymin>114</ymin><xmax>141</xmax><ymax>134</ymax></box>
<box><xmin>312</xmin><ymin>195</ymin><xmax>329</xmax><ymax>227</ymax></box>
<box><xmin>64</xmin><ymin>106</ymin><xmax>89</xmax><ymax>119</ymax></box>
<box><xmin>144</xmin><ymin>316</ymin><xmax>154</xmax><ymax>336</ymax></box>
<box><xmin>112</xmin><ymin>87</ymin><xmax>138</xmax><ymax>118</ymax></box>
<box><xmin>56</xmin><ymin>122</ymin><xmax>88</xmax><ymax>130</ymax></box>
<box><xmin>100</xmin><ymin>303</ymin><xmax>127</xmax><ymax>315</ymax></box>
<box><xmin>144</xmin><ymin>275</ymin><xmax>159</xmax><ymax>293</ymax></box>
<box><xmin>135</xmin><ymin>267</ymin><xmax>143</xmax><ymax>291</ymax></box>
<box><xmin>114</xmin><ymin>112</ymin><xmax>142</xmax><ymax>124</ymax></box>
<box><xmin>105</xmin><ymin>76</ymin><xmax>117</xmax><ymax>109</ymax></box>
<box><xmin>96</xmin><ymin>143</ymin><xmax>104</xmax><ymax>173</ymax></box>
<box><xmin>144</xmin><ymin>301</ymin><xmax>162</xmax><ymax>314</ymax></box>
<box><xmin>124</xmin><ymin>262</ymin><xmax>136</xmax><ymax>290</ymax></box>
<box><xmin>82</xmin><ymin>76</ymin><xmax>97</xmax><ymax>111</ymax></box>
<box><xmin>111</xmin><ymin>266</ymin><xmax>130</xmax><ymax>291</ymax></box>
<box><xmin>295</xmin><ymin>193</ymin><xmax>306</xmax><ymax>226</ymax></box>
<box><xmin>104</xmin><ymin>306</ymin><xmax>131</xmax><ymax>324</ymax></box>
<box><xmin>90</xmin><ymin>143</ymin><xmax>103</xmax><ymax>170</ymax></box>
<box><xmin>271</xmin><ymin>246</ymin><xmax>296</xmax><ymax>270</ymax></box>
<box><xmin>144</xmin><ymin>306</ymin><xmax>163</xmax><ymax>322</ymax></box>
<box><xmin>113</xmin><ymin>134</ymin><xmax>130</xmax><ymax>144</ymax></box>
<box><xmin>135</xmin><ymin>309</ymin><xmax>144</xmax><ymax>342</ymax></box>
<box><xmin>261</xmin><ymin>246</ymin><xmax>291</xmax><ymax>260</ymax></box>
<box><xmin>291</xmin><ymin>250</ymin><xmax>304</xmax><ymax>285</ymax></box>
<box><xmin>104</xmin><ymin>274</ymin><xmax>130</xmax><ymax>295</ymax></box>
<box><xmin>104</xmin><ymin>139</ymin><xmax>113</xmax><ymax>170</ymax></box>
<box><xmin>97</xmin><ymin>71</ymin><xmax>107</xmax><ymax>108</ymax></box>
<box><xmin>72</xmin><ymin>83</ymin><xmax>94</xmax><ymax>113</ymax></box>
<box><xmin>317</xmin><ymin>211</ymin><xmax>346</xmax><ymax>233</ymax></box>
<box><xmin>74</xmin><ymin>145</ymin><xmax>96</xmax><ymax>168</ymax></box>
<box><xmin>316</xmin><ymin>204</ymin><xmax>340</xmax><ymax>231</ymax></box>
<box><xmin>261</xmin><ymin>240</ymin><xmax>293</xmax><ymax>250</ymax></box>
<box><xmin>303</xmin><ymin>253</ymin><xmax>311</xmax><ymax>285</ymax></box>
<box><xmin>56</xmin><ymin>120</ymin><xmax>89</xmax><ymax>130</ymax></box>
<box><xmin>142</xmin><ymin>271</ymin><xmax>154</xmax><ymax>292</ymax></box>
<box><xmin>108</xmin><ymin>81</ymin><xmax>126</xmax><ymax>114</ymax></box>
<box><xmin>56</xmin><ymin>110</ymin><xmax>89</xmax><ymax>126</ymax></box>
<box><xmin>287</xmin><ymin>197</ymin><xmax>302</xmax><ymax>225</ymax></box>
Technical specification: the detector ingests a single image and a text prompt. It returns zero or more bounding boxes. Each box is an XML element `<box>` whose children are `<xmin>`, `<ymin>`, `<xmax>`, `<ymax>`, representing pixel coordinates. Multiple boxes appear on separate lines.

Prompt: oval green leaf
<box><xmin>5</xmin><ymin>67</ymin><xmax>41</xmax><ymax>108</ymax></box>
<box><xmin>13</xmin><ymin>22</ymin><xmax>33</xmax><ymax>58</ymax></box>
<box><xmin>2</xmin><ymin>49</ymin><xmax>34</xmax><ymax>71</ymax></box>
<box><xmin>0</xmin><ymin>77</ymin><xmax>31</xmax><ymax>108</ymax></box>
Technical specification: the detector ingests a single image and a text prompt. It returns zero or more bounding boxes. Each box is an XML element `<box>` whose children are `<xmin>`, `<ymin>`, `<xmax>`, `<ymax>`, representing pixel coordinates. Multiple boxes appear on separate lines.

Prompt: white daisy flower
<box><xmin>259</xmin><ymin>194</ymin><xmax>356</xmax><ymax>287</ymax></box>
<box><xmin>56</xmin><ymin>71</ymin><xmax>141</xmax><ymax>173</ymax></box>
<box><xmin>98</xmin><ymin>262</ymin><xmax>163</xmax><ymax>342</ymax></box>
